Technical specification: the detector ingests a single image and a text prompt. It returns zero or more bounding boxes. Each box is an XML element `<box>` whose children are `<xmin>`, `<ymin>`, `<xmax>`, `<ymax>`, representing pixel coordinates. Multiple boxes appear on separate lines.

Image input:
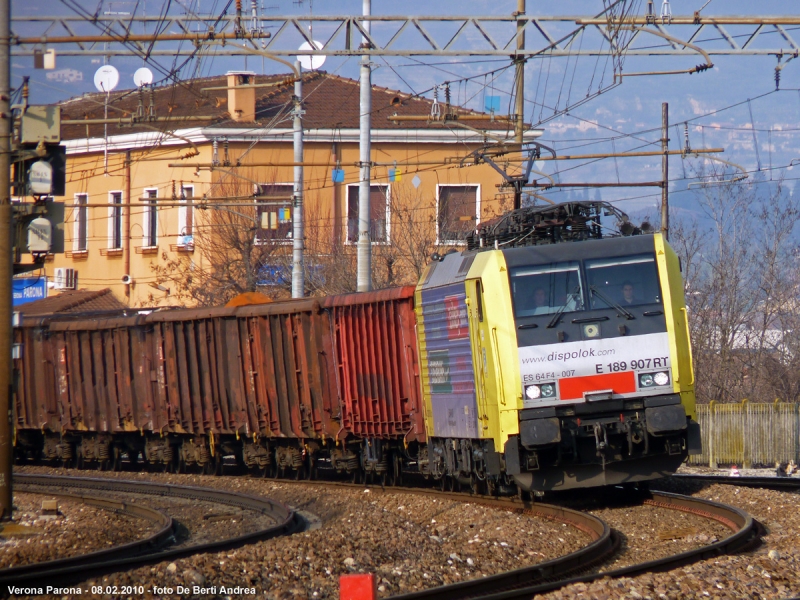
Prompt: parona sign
<box><xmin>13</xmin><ymin>278</ymin><xmax>47</xmax><ymax>305</ymax></box>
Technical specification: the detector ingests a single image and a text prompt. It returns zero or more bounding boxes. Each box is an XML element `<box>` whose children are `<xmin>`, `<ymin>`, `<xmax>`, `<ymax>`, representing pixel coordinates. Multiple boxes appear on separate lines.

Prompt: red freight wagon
<box><xmin>13</xmin><ymin>287</ymin><xmax>424</xmax><ymax>481</ymax></box>
<box><xmin>324</xmin><ymin>286</ymin><xmax>425</xmax><ymax>444</ymax></box>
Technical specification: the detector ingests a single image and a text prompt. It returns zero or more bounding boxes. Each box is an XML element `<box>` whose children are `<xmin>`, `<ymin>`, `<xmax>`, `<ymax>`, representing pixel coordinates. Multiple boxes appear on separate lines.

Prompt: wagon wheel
<box><xmin>306</xmin><ymin>455</ymin><xmax>316</xmax><ymax>481</ymax></box>
<box><xmin>470</xmin><ymin>475</ymin><xmax>482</xmax><ymax>496</ymax></box>
<box><xmin>111</xmin><ymin>446</ymin><xmax>123</xmax><ymax>472</ymax></box>
<box><xmin>167</xmin><ymin>451</ymin><xmax>181</xmax><ymax>474</ymax></box>
<box><xmin>393</xmin><ymin>454</ymin><xmax>403</xmax><ymax>486</ymax></box>
<box><xmin>516</xmin><ymin>485</ymin><xmax>530</xmax><ymax>502</ymax></box>
<box><xmin>486</xmin><ymin>477</ymin><xmax>497</xmax><ymax>497</ymax></box>
<box><xmin>203</xmin><ymin>455</ymin><xmax>221</xmax><ymax>476</ymax></box>
<box><xmin>129</xmin><ymin>449</ymin><xmax>140</xmax><ymax>471</ymax></box>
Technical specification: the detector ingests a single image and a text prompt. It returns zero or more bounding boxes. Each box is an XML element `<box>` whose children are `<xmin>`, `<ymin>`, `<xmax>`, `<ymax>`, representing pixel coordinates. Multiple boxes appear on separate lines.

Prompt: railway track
<box><xmin>0</xmin><ymin>473</ymin><xmax>300</xmax><ymax>588</ymax></box>
<box><xmin>1</xmin><ymin>469</ymin><xmax>765</xmax><ymax>596</ymax></box>
<box><xmin>254</xmin><ymin>476</ymin><xmax>757</xmax><ymax>600</ymax></box>
<box><xmin>384</xmin><ymin>489</ymin><xmax>756</xmax><ymax>600</ymax></box>
<box><xmin>674</xmin><ymin>472</ymin><xmax>800</xmax><ymax>491</ymax></box>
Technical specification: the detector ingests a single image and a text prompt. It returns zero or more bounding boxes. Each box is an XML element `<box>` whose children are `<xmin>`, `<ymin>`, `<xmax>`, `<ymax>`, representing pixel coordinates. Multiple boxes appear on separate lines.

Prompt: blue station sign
<box><xmin>13</xmin><ymin>277</ymin><xmax>47</xmax><ymax>306</ymax></box>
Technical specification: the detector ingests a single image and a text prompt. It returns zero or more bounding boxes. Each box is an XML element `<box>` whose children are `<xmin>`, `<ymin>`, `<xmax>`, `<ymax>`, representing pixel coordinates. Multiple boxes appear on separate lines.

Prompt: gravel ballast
<box><xmin>6</xmin><ymin>467</ymin><xmax>591</xmax><ymax>598</ymax></box>
<box><xmin>0</xmin><ymin>492</ymin><xmax>161</xmax><ymax>569</ymax></box>
<box><xmin>538</xmin><ymin>466</ymin><xmax>800</xmax><ymax>599</ymax></box>
<box><xmin>5</xmin><ymin>465</ymin><xmax>800</xmax><ymax>599</ymax></box>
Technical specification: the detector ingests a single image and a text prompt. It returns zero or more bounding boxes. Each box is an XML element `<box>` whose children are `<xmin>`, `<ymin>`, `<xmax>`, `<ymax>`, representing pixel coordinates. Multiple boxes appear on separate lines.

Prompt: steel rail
<box><xmin>2</xmin><ymin>474</ymin><xmax>300</xmax><ymax>587</ymax></box>
<box><xmin>259</xmin><ymin>478</ymin><xmax>617</xmax><ymax>600</ymax></box>
<box><xmin>674</xmin><ymin>473</ymin><xmax>800</xmax><ymax>491</ymax></box>
<box><xmin>287</xmin><ymin>478</ymin><xmax>755</xmax><ymax>600</ymax></box>
<box><xmin>0</xmin><ymin>489</ymin><xmax>175</xmax><ymax>585</ymax></box>
<box><xmin>420</xmin><ymin>490</ymin><xmax>757</xmax><ymax>600</ymax></box>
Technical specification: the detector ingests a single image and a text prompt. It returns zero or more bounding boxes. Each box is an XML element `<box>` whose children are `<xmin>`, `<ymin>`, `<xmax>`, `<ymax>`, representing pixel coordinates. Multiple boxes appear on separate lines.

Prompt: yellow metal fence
<box><xmin>689</xmin><ymin>401</ymin><xmax>800</xmax><ymax>468</ymax></box>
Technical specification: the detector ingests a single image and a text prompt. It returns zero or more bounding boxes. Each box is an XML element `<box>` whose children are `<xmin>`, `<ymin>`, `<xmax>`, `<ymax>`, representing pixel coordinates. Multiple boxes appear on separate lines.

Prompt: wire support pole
<box><xmin>661</xmin><ymin>101</ymin><xmax>669</xmax><ymax>241</ymax></box>
<box><xmin>357</xmin><ymin>0</ymin><xmax>372</xmax><ymax>293</ymax></box>
<box><xmin>513</xmin><ymin>0</ymin><xmax>526</xmax><ymax>211</ymax></box>
<box><xmin>0</xmin><ymin>0</ymin><xmax>13</xmax><ymax>522</ymax></box>
<box><xmin>124</xmin><ymin>151</ymin><xmax>131</xmax><ymax>306</ymax></box>
<box><xmin>292</xmin><ymin>61</ymin><xmax>304</xmax><ymax>299</ymax></box>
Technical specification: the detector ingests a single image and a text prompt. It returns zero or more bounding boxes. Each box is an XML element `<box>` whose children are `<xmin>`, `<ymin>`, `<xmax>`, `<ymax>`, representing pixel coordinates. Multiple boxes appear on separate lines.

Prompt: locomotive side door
<box><xmin>465</xmin><ymin>278</ymin><xmax>495</xmax><ymax>442</ymax></box>
<box><xmin>465</xmin><ymin>250</ymin><xmax>523</xmax><ymax>454</ymax></box>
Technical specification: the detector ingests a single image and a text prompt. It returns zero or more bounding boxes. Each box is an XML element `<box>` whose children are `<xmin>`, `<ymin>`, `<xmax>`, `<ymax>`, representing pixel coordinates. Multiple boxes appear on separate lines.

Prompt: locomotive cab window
<box><xmin>510</xmin><ymin>261</ymin><xmax>583</xmax><ymax>317</ymax></box>
<box><xmin>585</xmin><ymin>254</ymin><xmax>661</xmax><ymax>309</ymax></box>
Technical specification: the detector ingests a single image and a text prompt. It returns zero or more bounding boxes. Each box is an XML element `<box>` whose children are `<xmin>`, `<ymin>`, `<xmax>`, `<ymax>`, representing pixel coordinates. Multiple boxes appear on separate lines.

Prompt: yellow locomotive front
<box><xmin>416</xmin><ymin>202</ymin><xmax>701</xmax><ymax>493</ymax></box>
<box><xmin>496</xmin><ymin>233</ymin><xmax>700</xmax><ymax>491</ymax></box>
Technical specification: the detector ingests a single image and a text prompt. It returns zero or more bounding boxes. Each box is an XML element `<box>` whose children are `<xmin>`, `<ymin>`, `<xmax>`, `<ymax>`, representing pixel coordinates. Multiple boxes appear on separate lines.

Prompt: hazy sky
<box><xmin>11</xmin><ymin>1</ymin><xmax>800</xmax><ymax>213</ymax></box>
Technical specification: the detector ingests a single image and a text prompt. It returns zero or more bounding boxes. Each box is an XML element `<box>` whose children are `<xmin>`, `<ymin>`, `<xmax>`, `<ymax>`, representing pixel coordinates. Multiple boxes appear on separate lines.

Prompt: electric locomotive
<box><xmin>415</xmin><ymin>201</ymin><xmax>701</xmax><ymax>492</ymax></box>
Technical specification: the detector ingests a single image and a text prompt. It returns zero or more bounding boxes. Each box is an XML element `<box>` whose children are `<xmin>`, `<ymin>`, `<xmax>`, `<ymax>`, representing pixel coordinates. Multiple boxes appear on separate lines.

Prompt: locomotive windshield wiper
<box><xmin>589</xmin><ymin>285</ymin><xmax>635</xmax><ymax>320</ymax></box>
<box><xmin>547</xmin><ymin>286</ymin><xmax>582</xmax><ymax>329</ymax></box>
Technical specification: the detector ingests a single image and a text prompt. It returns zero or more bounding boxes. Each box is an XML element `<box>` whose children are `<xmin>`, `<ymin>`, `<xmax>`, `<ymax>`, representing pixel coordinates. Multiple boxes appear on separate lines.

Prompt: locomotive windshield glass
<box><xmin>584</xmin><ymin>254</ymin><xmax>661</xmax><ymax>308</ymax></box>
<box><xmin>510</xmin><ymin>261</ymin><xmax>584</xmax><ymax>317</ymax></box>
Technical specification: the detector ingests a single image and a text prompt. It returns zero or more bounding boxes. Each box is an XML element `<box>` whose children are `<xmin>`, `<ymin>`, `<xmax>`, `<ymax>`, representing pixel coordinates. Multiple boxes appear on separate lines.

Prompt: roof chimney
<box><xmin>226</xmin><ymin>71</ymin><xmax>256</xmax><ymax>122</ymax></box>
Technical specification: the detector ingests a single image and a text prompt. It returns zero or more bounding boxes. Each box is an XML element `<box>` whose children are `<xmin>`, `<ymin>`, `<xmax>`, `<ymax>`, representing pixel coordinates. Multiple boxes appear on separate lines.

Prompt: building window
<box><xmin>255</xmin><ymin>183</ymin><xmax>294</xmax><ymax>244</ymax></box>
<box><xmin>178</xmin><ymin>185</ymin><xmax>193</xmax><ymax>246</ymax></box>
<box><xmin>74</xmin><ymin>193</ymin><xmax>88</xmax><ymax>251</ymax></box>
<box><xmin>143</xmin><ymin>188</ymin><xmax>158</xmax><ymax>247</ymax></box>
<box><xmin>437</xmin><ymin>185</ymin><xmax>480</xmax><ymax>244</ymax></box>
<box><xmin>347</xmin><ymin>184</ymin><xmax>389</xmax><ymax>244</ymax></box>
<box><xmin>109</xmin><ymin>191</ymin><xmax>122</xmax><ymax>249</ymax></box>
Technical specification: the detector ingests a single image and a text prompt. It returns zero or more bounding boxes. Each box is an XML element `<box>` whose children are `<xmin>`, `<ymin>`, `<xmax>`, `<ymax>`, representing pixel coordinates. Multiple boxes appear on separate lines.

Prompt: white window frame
<box><xmin>436</xmin><ymin>184</ymin><xmax>481</xmax><ymax>246</ymax></box>
<box><xmin>178</xmin><ymin>184</ymin><xmax>194</xmax><ymax>246</ymax></box>
<box><xmin>143</xmin><ymin>187</ymin><xmax>158</xmax><ymax>248</ymax></box>
<box><xmin>345</xmin><ymin>183</ymin><xmax>391</xmax><ymax>245</ymax></box>
<box><xmin>73</xmin><ymin>193</ymin><xmax>88</xmax><ymax>252</ymax></box>
<box><xmin>254</xmin><ymin>182</ymin><xmax>294</xmax><ymax>246</ymax></box>
<box><xmin>108</xmin><ymin>191</ymin><xmax>123</xmax><ymax>250</ymax></box>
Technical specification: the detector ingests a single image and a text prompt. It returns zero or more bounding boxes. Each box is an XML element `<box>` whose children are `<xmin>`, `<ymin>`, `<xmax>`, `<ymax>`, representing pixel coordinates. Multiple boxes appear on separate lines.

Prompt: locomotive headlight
<box><xmin>525</xmin><ymin>385</ymin><xmax>541</xmax><ymax>400</ymax></box>
<box><xmin>540</xmin><ymin>384</ymin><xmax>556</xmax><ymax>397</ymax></box>
<box><xmin>653</xmin><ymin>371</ymin><xmax>670</xmax><ymax>386</ymax></box>
<box><xmin>639</xmin><ymin>373</ymin><xmax>654</xmax><ymax>387</ymax></box>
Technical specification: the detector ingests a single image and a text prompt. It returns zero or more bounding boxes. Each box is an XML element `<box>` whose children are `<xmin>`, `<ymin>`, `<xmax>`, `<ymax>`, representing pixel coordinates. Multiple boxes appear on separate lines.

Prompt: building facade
<box><xmin>35</xmin><ymin>71</ymin><xmax>540</xmax><ymax>306</ymax></box>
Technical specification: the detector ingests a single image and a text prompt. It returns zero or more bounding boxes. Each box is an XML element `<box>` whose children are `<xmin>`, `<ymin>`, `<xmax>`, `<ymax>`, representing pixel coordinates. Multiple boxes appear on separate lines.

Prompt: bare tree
<box><xmin>150</xmin><ymin>172</ymin><xmax>291</xmax><ymax>306</ymax></box>
<box><xmin>150</xmin><ymin>175</ymin><xmax>504</xmax><ymax>304</ymax></box>
<box><xmin>672</xmin><ymin>164</ymin><xmax>800</xmax><ymax>404</ymax></box>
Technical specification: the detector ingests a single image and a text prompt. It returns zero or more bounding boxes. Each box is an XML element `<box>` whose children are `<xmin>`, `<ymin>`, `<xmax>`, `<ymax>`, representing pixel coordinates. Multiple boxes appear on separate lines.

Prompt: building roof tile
<box><xmin>17</xmin><ymin>288</ymin><xmax>128</xmax><ymax>315</ymax></box>
<box><xmin>60</xmin><ymin>72</ymin><xmax>517</xmax><ymax>140</ymax></box>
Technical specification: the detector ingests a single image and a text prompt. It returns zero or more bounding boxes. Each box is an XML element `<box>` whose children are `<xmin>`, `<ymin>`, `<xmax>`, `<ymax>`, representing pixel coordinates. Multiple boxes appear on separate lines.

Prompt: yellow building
<box><xmin>45</xmin><ymin>71</ymin><xmax>541</xmax><ymax>306</ymax></box>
